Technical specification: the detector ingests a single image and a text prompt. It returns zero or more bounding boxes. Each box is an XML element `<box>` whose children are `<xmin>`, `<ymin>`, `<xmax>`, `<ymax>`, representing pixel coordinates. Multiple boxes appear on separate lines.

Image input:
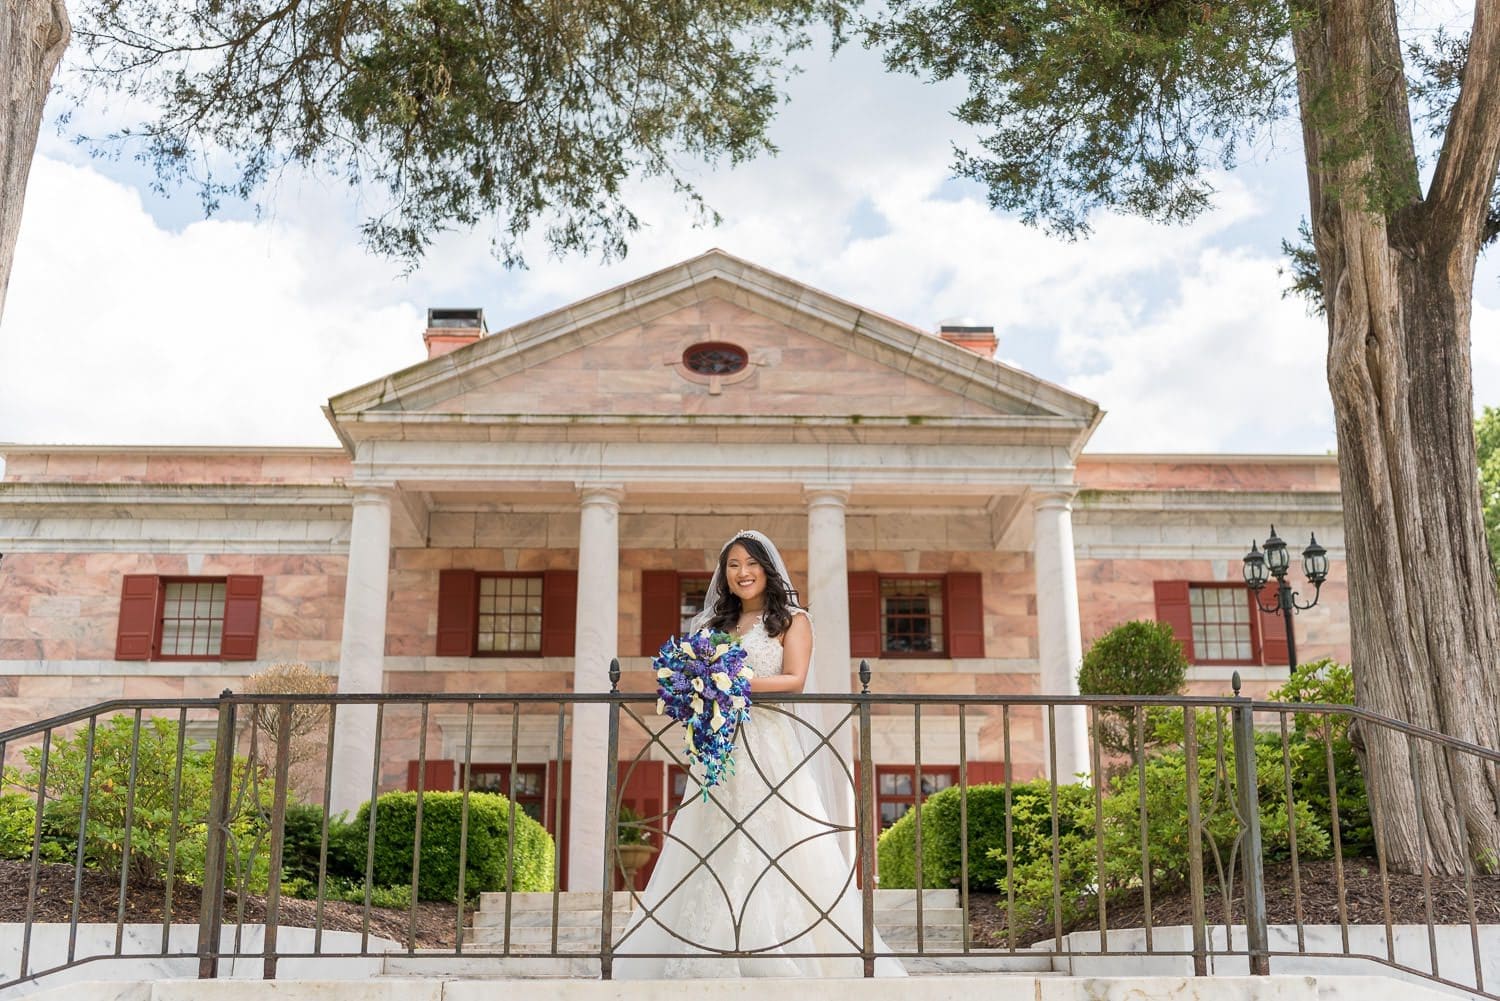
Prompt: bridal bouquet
<box><xmin>654</xmin><ymin>629</ymin><xmax>753</xmax><ymax>792</ymax></box>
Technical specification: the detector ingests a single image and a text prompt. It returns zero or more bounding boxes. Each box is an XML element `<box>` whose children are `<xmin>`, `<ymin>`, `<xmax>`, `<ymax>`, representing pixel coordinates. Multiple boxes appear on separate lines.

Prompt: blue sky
<box><xmin>3</xmin><ymin>12</ymin><xmax>1497</xmax><ymax>455</ymax></box>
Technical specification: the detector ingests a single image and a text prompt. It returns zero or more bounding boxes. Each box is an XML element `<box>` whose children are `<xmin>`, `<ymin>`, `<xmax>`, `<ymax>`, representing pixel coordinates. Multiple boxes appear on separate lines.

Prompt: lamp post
<box><xmin>1241</xmin><ymin>526</ymin><xmax>1329</xmax><ymax>670</ymax></box>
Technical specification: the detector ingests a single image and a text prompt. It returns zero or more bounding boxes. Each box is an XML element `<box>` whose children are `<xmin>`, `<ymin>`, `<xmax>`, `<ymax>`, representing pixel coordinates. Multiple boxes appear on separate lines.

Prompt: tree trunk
<box><xmin>1293</xmin><ymin>0</ymin><xmax>1500</xmax><ymax>875</ymax></box>
<box><xmin>0</xmin><ymin>0</ymin><xmax>69</xmax><ymax>322</ymax></box>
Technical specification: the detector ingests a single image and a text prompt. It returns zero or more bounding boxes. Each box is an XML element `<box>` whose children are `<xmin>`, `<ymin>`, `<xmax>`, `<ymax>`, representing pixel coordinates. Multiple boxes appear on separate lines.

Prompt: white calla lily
<box><xmin>711</xmin><ymin>671</ymin><xmax>731</xmax><ymax>692</ymax></box>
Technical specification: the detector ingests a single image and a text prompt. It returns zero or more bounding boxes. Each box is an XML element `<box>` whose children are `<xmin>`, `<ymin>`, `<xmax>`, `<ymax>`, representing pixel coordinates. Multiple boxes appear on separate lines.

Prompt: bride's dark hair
<box><xmin>704</xmin><ymin>535</ymin><xmax>802</xmax><ymax>638</ymax></box>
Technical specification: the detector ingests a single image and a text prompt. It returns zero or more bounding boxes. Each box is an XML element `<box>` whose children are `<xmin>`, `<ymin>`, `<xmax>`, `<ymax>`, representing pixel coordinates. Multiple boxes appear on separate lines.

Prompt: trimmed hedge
<box><xmin>342</xmin><ymin>791</ymin><xmax>554</xmax><ymax>902</ymax></box>
<box><xmin>877</xmin><ymin>781</ymin><xmax>1091</xmax><ymax>890</ymax></box>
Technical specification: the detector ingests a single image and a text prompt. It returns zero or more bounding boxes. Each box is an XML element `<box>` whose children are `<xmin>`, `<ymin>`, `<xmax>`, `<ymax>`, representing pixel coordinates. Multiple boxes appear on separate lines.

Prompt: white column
<box><xmin>805</xmin><ymin>487</ymin><xmax>854</xmax><ymax>852</ymax></box>
<box><xmin>329</xmin><ymin>486</ymin><xmax>393</xmax><ymax>817</ymax></box>
<box><xmin>1033</xmin><ymin>489</ymin><xmax>1090</xmax><ymax>782</ymax></box>
<box><xmin>566</xmin><ymin>485</ymin><xmax>622</xmax><ymax>890</ymax></box>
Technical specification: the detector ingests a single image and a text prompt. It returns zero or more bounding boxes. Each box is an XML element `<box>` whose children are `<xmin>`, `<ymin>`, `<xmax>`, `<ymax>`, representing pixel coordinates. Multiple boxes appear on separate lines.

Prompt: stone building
<box><xmin>0</xmin><ymin>250</ymin><xmax>1348</xmax><ymax>888</ymax></box>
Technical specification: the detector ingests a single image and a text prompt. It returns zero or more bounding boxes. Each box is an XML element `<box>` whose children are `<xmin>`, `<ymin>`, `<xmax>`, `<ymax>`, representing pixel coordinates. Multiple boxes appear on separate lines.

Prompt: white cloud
<box><xmin>0</xmin><ymin>156</ymin><xmax>421</xmax><ymax>446</ymax></box>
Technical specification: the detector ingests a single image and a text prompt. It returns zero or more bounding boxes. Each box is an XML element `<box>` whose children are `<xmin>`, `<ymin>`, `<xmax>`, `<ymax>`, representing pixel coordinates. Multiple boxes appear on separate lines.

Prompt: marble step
<box><xmin>378</xmin><ymin>952</ymin><xmax>1056</xmax><ymax>978</ymax></box>
<box><xmin>380</xmin><ymin>952</ymin><xmax>599</xmax><ymax>978</ymax></box>
<box><xmin>475</xmin><ymin>889</ymin><xmax>960</xmax><ymax>912</ymax></box>
<box><xmin>464</xmin><ymin>925</ymin><xmax>967</xmax><ymax>950</ymax></box>
<box><xmin>471</xmin><ymin>906</ymin><xmax>966</xmax><ymax>932</ymax></box>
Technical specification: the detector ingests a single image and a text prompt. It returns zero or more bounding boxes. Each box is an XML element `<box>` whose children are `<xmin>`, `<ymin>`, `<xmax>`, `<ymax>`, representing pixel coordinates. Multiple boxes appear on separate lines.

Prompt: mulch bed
<box><xmin>967</xmin><ymin>858</ymin><xmax>1500</xmax><ymax>948</ymax></box>
<box><xmin>0</xmin><ymin>859</ymin><xmax>461</xmax><ymax>949</ymax></box>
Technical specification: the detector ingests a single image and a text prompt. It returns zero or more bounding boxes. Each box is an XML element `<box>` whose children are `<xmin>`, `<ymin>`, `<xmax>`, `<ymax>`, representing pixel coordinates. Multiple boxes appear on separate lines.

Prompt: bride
<box><xmin>613</xmin><ymin>530</ymin><xmax>907</xmax><ymax>979</ymax></box>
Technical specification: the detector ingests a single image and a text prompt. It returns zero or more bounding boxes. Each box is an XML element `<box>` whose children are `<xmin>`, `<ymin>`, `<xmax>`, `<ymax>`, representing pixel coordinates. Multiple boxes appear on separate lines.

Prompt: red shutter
<box><xmin>540</xmin><ymin>570</ymin><xmax>578</xmax><ymax>657</ymax></box>
<box><xmin>1153</xmin><ymin>580</ymin><xmax>1195</xmax><ymax>662</ymax></box>
<box><xmin>946</xmin><ymin>572</ymin><xmax>985</xmax><ymax>658</ymax></box>
<box><xmin>220</xmin><ymin>575</ymin><xmax>263</xmax><ymax>660</ymax></box>
<box><xmin>640</xmin><ymin>571</ymin><xmax>680</xmax><ymax>656</ymax></box>
<box><xmin>115</xmin><ymin>574</ymin><xmax>160</xmax><ymax>661</ymax></box>
<box><xmin>406</xmin><ymin>759</ymin><xmax>456</xmax><ymax>792</ymax></box>
<box><xmin>616</xmin><ymin>760</ymin><xmax>665</xmax><ymax>890</ymax></box>
<box><xmin>1258</xmin><ymin>585</ymin><xmax>1291</xmax><ymax>666</ymax></box>
<box><xmin>849</xmin><ymin>572</ymin><xmax>881</xmax><ymax>658</ymax></box>
<box><xmin>967</xmin><ymin>762</ymin><xmax>1008</xmax><ymax>785</ymax></box>
<box><xmin>436</xmin><ymin>569</ymin><xmax>478</xmax><ymax>657</ymax></box>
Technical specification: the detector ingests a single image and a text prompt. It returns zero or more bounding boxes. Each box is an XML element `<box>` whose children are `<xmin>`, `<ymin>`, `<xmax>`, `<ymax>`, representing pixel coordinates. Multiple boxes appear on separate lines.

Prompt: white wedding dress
<box><xmin>613</xmin><ymin>610</ymin><xmax>907</xmax><ymax>979</ymax></box>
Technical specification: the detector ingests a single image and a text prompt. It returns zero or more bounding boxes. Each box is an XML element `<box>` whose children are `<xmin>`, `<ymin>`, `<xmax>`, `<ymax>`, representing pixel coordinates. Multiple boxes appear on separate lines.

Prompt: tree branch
<box><xmin>1427</xmin><ymin>0</ymin><xmax>1500</xmax><ymax>253</ymax></box>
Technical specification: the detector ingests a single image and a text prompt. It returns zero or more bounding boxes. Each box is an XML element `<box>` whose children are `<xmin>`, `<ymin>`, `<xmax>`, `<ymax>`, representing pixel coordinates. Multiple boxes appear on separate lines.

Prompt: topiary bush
<box><xmin>342</xmin><ymin>791</ymin><xmax>554</xmax><ymax>902</ymax></box>
<box><xmin>1077</xmin><ymin>620</ymin><xmax>1190</xmax><ymax>759</ymax></box>
<box><xmin>877</xmin><ymin>780</ymin><xmax>1091</xmax><ymax>890</ymax></box>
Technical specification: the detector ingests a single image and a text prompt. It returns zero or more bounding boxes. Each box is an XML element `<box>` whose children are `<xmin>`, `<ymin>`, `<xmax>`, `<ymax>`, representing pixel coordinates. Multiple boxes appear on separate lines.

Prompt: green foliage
<box><xmin>877</xmin><ymin>780</ymin><xmax>1091</xmax><ymax>890</ymax></box>
<box><xmin>3</xmin><ymin>715</ymin><xmax>266</xmax><ymax>885</ymax></box>
<box><xmin>1266</xmin><ymin>659</ymin><xmax>1372</xmax><ymax>855</ymax></box>
<box><xmin>0</xmin><ymin>792</ymin><xmax>65</xmax><ymax>862</ymax></box>
<box><xmin>71</xmin><ymin>0</ymin><xmax>851</xmax><ymax>267</ymax></box>
<box><xmin>1280</xmin><ymin>218</ymin><xmax>1326</xmax><ymax>316</ymax></box>
<box><xmin>278</xmin><ymin>802</ymin><xmax>335</xmax><ymax>887</ymax></box>
<box><xmin>1477</xmin><ymin>407</ymin><xmax>1500</xmax><ymax>575</ymax></box>
<box><xmin>342</xmin><ymin>791</ymin><xmax>554</xmax><ymax>903</ymax></box>
<box><xmin>617</xmin><ymin>805</ymin><xmax>651</xmax><ymax>847</ymax></box>
<box><xmin>866</xmin><ymin>0</ymin><xmax>1297</xmax><ymax>236</ymax></box>
<box><xmin>1077</xmin><ymin>620</ymin><xmax>1189</xmax><ymax>758</ymax></box>
<box><xmin>993</xmin><ymin>712</ymin><xmax>1332</xmax><ymax>931</ymax></box>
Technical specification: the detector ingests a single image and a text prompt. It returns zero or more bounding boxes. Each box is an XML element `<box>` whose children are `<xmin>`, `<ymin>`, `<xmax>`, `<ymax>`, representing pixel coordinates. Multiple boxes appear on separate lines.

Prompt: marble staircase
<box><xmin>377</xmin><ymin>889</ymin><xmax>1056</xmax><ymax>978</ymax></box>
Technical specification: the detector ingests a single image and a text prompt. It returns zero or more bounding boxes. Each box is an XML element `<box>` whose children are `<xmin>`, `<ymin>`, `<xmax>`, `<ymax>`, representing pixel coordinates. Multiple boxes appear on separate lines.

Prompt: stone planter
<box><xmin>616</xmin><ymin>843</ymin><xmax>658</xmax><ymax>887</ymax></box>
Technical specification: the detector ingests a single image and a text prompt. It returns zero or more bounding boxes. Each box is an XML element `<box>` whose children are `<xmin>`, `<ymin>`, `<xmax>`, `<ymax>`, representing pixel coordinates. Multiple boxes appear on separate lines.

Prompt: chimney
<box><xmin>938</xmin><ymin>322</ymin><xmax>997</xmax><ymax>357</ymax></box>
<box><xmin>423</xmin><ymin>307</ymin><xmax>487</xmax><ymax>359</ymax></box>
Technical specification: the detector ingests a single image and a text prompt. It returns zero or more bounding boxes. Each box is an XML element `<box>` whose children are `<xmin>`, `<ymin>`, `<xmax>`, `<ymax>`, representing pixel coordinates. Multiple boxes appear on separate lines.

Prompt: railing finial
<box><xmin>609</xmin><ymin>658</ymin><xmax>621</xmax><ymax>693</ymax></box>
<box><xmin>859</xmin><ymin>659</ymin><xmax>871</xmax><ymax>694</ymax></box>
<box><xmin>219</xmin><ymin>688</ymin><xmax>234</xmax><ymax>699</ymax></box>
<box><xmin>1231</xmin><ymin>670</ymin><xmax>1242</xmax><ymax>697</ymax></box>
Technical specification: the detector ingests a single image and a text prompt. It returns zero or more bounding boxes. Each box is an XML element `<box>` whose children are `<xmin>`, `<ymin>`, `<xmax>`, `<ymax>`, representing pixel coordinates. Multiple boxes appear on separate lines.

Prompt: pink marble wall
<box><xmin>1076</xmin><ymin>456</ymin><xmax>1341</xmax><ymax>493</ymax></box>
<box><xmin>1076</xmin><ymin>556</ymin><xmax>1351</xmax><ymax>672</ymax></box>
<box><xmin>0</xmin><ymin>449</ymin><xmax>351</xmax><ymax>484</ymax></box>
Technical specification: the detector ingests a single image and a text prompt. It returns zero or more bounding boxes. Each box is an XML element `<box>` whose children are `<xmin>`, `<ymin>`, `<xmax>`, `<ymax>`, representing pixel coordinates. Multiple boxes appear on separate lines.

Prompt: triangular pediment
<box><xmin>327</xmin><ymin>250</ymin><xmax>1099</xmax><ymax>436</ymax></box>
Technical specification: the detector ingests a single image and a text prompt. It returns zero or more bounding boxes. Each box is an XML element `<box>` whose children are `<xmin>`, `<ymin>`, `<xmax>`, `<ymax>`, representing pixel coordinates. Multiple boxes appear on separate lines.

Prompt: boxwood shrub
<box><xmin>877</xmin><ymin>780</ymin><xmax>1091</xmax><ymax>890</ymax></box>
<box><xmin>343</xmin><ymin>791</ymin><xmax>554</xmax><ymax>902</ymax></box>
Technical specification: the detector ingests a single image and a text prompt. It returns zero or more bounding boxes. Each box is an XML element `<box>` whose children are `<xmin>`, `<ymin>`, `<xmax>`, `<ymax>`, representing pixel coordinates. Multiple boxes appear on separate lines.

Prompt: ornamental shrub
<box><xmin>1077</xmin><ymin>620</ymin><xmax>1189</xmax><ymax>758</ymax></box>
<box><xmin>992</xmin><ymin>710</ymin><xmax>1332</xmax><ymax>934</ymax></box>
<box><xmin>343</xmin><ymin>791</ymin><xmax>554</xmax><ymax>902</ymax></box>
<box><xmin>2</xmin><ymin>714</ymin><xmax>267</xmax><ymax>886</ymax></box>
<box><xmin>877</xmin><ymin>781</ymin><xmax>1091</xmax><ymax>891</ymax></box>
<box><xmin>0</xmin><ymin>792</ymin><xmax>65</xmax><ymax>862</ymax></box>
<box><xmin>1265</xmin><ymin>659</ymin><xmax>1372</xmax><ymax>855</ymax></box>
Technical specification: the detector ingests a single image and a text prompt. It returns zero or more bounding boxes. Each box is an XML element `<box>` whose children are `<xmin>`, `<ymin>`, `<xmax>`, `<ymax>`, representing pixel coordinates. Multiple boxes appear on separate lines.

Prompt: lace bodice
<box><xmin>738</xmin><ymin>609</ymin><xmax>808</xmax><ymax>678</ymax></box>
<box><xmin>739</xmin><ymin>617</ymin><xmax>785</xmax><ymax>678</ymax></box>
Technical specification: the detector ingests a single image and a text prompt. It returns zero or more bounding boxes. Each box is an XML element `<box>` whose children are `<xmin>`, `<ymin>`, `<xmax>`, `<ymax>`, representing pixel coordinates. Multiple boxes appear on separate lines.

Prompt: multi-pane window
<box><xmin>877</xmin><ymin>766</ymin><xmax>956</xmax><ymax>828</ymax></box>
<box><xmin>477</xmin><ymin>575</ymin><xmax>543</xmax><ymax>654</ymax></box>
<box><xmin>880</xmin><ymin>578</ymin><xmax>945</xmax><ymax>655</ymax></box>
<box><xmin>470</xmin><ymin>764</ymin><xmax>546</xmax><ymax>820</ymax></box>
<box><xmin>678</xmin><ymin>575</ymin><xmax>710</xmax><ymax>633</ymax></box>
<box><xmin>159</xmin><ymin>580</ymin><xmax>226</xmax><ymax>658</ymax></box>
<box><xmin>1189</xmin><ymin>586</ymin><xmax>1255</xmax><ymax>663</ymax></box>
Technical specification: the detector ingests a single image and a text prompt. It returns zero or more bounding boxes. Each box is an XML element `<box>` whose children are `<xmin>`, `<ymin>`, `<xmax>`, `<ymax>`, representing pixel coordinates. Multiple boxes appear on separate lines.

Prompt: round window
<box><xmin>682</xmin><ymin>342</ymin><xmax>749</xmax><ymax>376</ymax></box>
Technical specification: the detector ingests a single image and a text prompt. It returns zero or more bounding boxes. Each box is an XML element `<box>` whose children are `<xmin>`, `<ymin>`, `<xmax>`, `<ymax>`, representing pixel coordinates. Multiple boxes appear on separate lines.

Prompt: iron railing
<box><xmin>0</xmin><ymin>664</ymin><xmax>1496</xmax><ymax>993</ymax></box>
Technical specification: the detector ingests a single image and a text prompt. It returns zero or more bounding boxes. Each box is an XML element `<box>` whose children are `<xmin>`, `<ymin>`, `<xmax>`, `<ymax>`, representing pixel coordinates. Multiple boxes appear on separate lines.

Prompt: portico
<box><xmin>320</xmin><ymin>250</ymin><xmax>1102</xmax><ymax>886</ymax></box>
